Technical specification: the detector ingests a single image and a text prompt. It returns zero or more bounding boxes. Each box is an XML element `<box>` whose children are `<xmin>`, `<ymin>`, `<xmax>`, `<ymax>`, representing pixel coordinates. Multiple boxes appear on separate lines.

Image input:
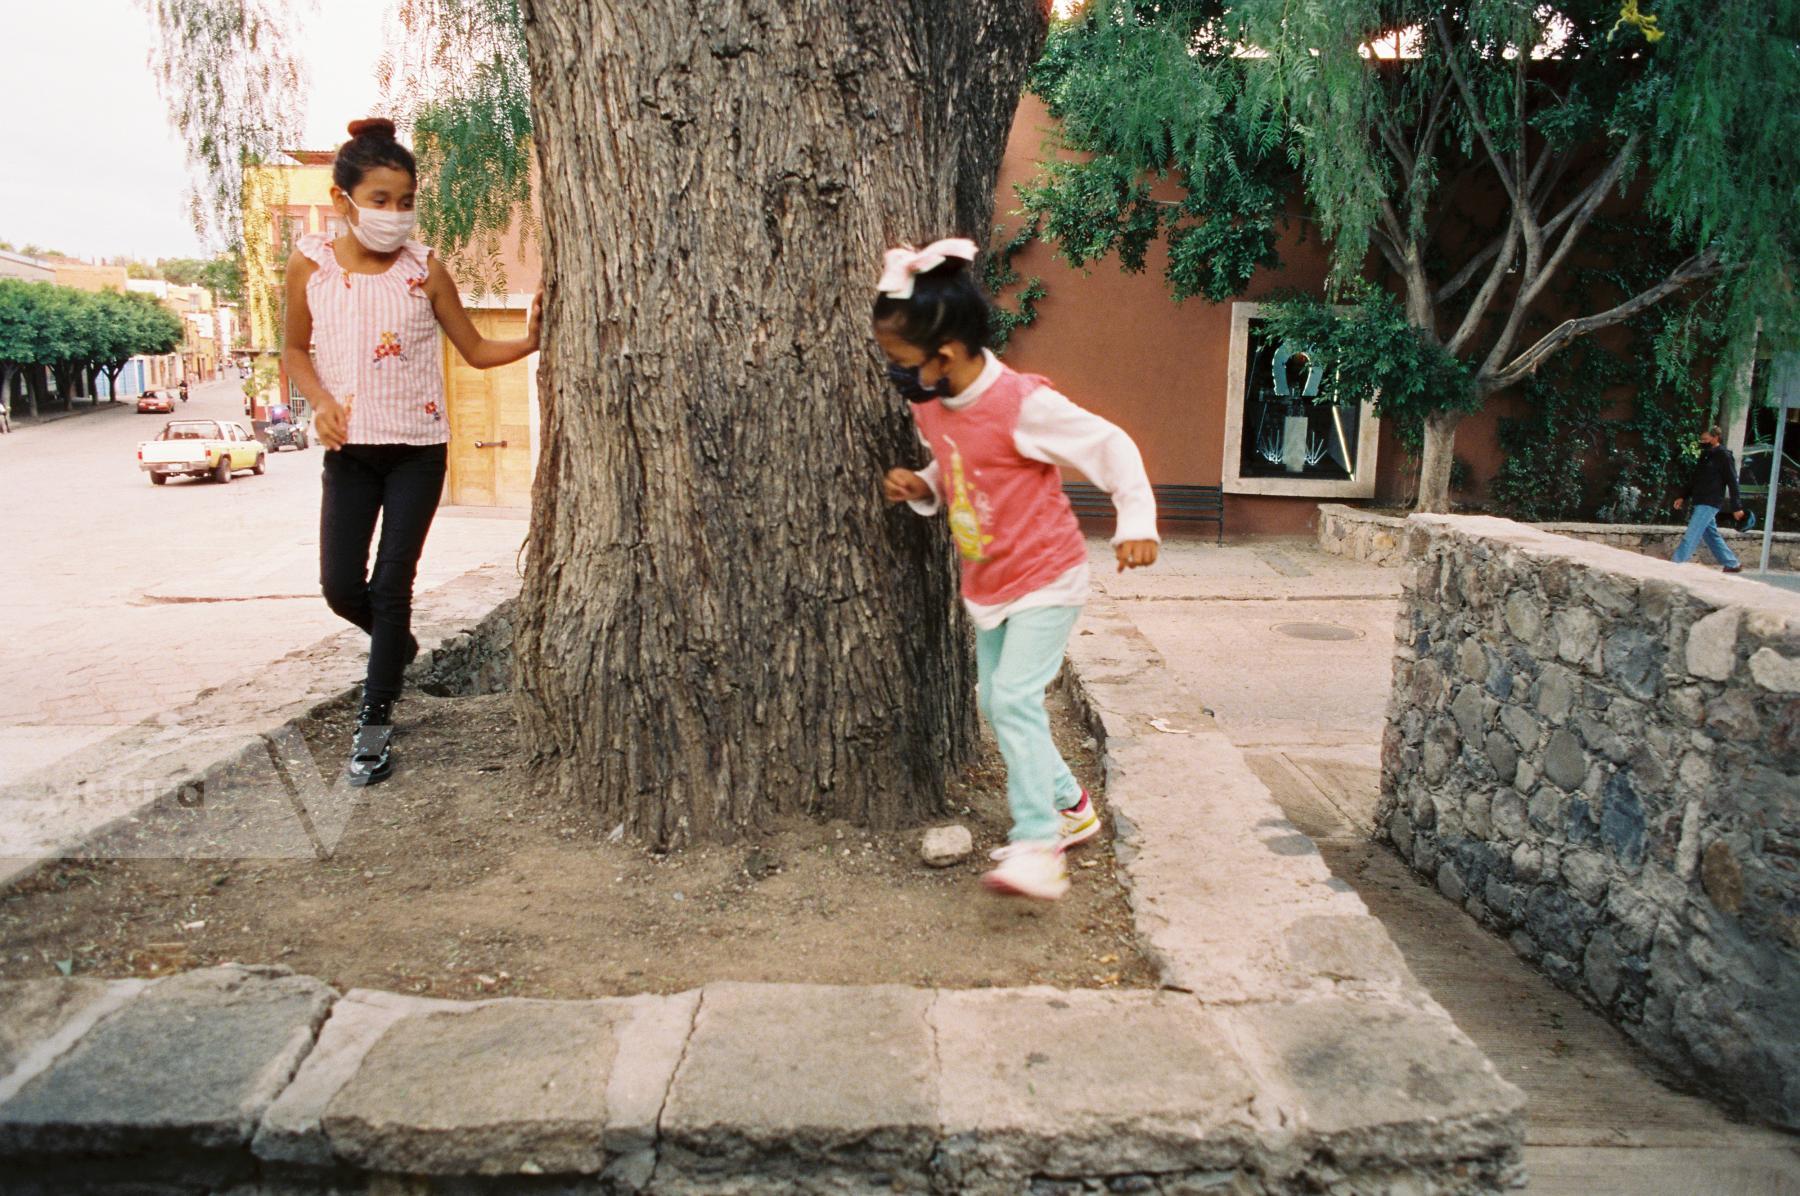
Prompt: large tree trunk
<box><xmin>514</xmin><ymin>1</ymin><xmax>1047</xmax><ymax>849</ymax></box>
<box><xmin>1414</xmin><ymin>407</ymin><xmax>1468</xmax><ymax>513</ymax></box>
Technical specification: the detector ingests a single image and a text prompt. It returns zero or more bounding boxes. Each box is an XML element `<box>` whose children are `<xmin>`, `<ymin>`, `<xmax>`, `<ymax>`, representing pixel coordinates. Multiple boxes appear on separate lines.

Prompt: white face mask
<box><xmin>345</xmin><ymin>198</ymin><xmax>417</xmax><ymax>253</ymax></box>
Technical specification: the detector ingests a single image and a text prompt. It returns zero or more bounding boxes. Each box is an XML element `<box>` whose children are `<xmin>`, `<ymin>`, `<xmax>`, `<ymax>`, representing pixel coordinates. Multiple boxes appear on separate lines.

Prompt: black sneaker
<box><xmin>347</xmin><ymin>701</ymin><xmax>395</xmax><ymax>787</ymax></box>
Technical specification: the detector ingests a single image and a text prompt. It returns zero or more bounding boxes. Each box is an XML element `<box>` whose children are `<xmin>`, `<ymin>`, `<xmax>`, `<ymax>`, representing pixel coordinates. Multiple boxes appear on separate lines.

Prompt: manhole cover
<box><xmin>1273</xmin><ymin>621</ymin><xmax>1361</xmax><ymax>641</ymax></box>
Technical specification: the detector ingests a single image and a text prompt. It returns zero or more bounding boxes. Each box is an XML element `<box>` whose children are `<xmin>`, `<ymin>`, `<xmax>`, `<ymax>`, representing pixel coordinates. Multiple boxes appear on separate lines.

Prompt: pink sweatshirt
<box><xmin>908</xmin><ymin>352</ymin><xmax>1158</xmax><ymax>619</ymax></box>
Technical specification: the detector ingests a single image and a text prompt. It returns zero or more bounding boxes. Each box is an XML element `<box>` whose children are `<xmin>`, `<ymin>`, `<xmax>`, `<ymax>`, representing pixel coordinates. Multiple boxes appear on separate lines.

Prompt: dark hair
<box><xmin>872</xmin><ymin>258</ymin><xmax>990</xmax><ymax>355</ymax></box>
<box><xmin>333</xmin><ymin>118</ymin><xmax>417</xmax><ymax>193</ymax></box>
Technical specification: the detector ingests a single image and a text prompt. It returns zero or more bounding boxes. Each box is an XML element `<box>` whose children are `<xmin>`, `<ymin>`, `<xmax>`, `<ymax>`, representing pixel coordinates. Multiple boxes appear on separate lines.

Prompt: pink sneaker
<box><xmin>982</xmin><ymin>842</ymin><xmax>1070</xmax><ymax>900</ymax></box>
<box><xmin>1056</xmin><ymin>789</ymin><xmax>1100</xmax><ymax>853</ymax></box>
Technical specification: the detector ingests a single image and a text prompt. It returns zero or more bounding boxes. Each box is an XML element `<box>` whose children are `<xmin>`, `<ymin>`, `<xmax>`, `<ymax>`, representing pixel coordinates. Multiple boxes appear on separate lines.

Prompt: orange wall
<box><xmin>991</xmin><ymin>94</ymin><xmax>1523</xmax><ymax>534</ymax></box>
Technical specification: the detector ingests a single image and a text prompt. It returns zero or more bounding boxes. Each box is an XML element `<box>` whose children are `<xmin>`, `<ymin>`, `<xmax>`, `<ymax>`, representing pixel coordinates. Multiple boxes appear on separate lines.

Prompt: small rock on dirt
<box><xmin>921</xmin><ymin>825</ymin><xmax>973</xmax><ymax>868</ymax></box>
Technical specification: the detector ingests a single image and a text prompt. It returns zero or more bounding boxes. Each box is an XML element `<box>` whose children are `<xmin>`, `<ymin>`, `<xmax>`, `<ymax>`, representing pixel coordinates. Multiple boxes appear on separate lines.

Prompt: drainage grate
<box><xmin>1273</xmin><ymin>621</ymin><xmax>1361</xmax><ymax>641</ymax></box>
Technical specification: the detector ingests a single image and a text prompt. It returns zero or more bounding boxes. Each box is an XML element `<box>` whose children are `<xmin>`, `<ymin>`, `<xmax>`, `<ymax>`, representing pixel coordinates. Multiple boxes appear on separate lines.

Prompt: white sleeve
<box><xmin>1014</xmin><ymin>386</ymin><xmax>1159</xmax><ymax>544</ymax></box>
<box><xmin>907</xmin><ymin>455</ymin><xmax>943</xmax><ymax>517</ymax></box>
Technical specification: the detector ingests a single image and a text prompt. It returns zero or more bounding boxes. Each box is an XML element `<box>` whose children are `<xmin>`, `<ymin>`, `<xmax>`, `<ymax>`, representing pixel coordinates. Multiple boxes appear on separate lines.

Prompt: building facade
<box><xmin>0</xmin><ymin>250</ymin><xmax>53</xmax><ymax>283</ymax></box>
<box><xmin>244</xmin><ymin>152</ymin><xmax>542</xmax><ymax>508</ymax></box>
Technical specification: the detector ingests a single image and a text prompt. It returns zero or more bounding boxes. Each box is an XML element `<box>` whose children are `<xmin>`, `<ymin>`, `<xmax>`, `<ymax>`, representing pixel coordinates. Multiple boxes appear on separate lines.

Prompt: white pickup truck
<box><xmin>138</xmin><ymin>419</ymin><xmax>267</xmax><ymax>486</ymax></box>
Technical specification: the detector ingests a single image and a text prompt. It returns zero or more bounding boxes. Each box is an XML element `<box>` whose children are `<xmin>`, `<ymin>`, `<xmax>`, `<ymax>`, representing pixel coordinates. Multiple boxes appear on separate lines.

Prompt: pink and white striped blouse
<box><xmin>299</xmin><ymin>233</ymin><xmax>447</xmax><ymax>446</ymax></box>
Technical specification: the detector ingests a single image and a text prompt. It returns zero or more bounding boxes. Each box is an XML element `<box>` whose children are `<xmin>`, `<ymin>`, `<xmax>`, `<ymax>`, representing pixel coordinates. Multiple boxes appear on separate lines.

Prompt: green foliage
<box><xmin>1020</xmin><ymin>2</ymin><xmax>1289</xmax><ymax>303</ymax></box>
<box><xmin>1020</xmin><ymin>0</ymin><xmax>1800</xmax><ymax>466</ymax></box>
<box><xmin>157</xmin><ymin>254</ymin><xmax>245</xmax><ymax>304</ymax></box>
<box><xmin>1489</xmin><ymin>222</ymin><xmax>1727</xmax><ymax>523</ymax></box>
<box><xmin>242</xmin><ymin>355</ymin><xmax>279</xmax><ymax>402</ymax></box>
<box><xmin>1645</xmin><ymin>0</ymin><xmax>1800</xmax><ymax>365</ymax></box>
<box><xmin>139</xmin><ymin>0</ymin><xmax>310</xmax><ymax>247</ymax></box>
<box><xmin>380</xmin><ymin>0</ymin><xmax>534</xmax><ymax>291</ymax></box>
<box><xmin>0</xmin><ymin>281</ymin><xmax>183</xmax><ymax>376</ymax></box>
<box><xmin>1258</xmin><ymin>282</ymin><xmax>1477</xmax><ymax>449</ymax></box>
<box><xmin>0</xmin><ymin>240</ymin><xmax>66</xmax><ymax>259</ymax></box>
<box><xmin>981</xmin><ymin>218</ymin><xmax>1048</xmax><ymax>352</ymax></box>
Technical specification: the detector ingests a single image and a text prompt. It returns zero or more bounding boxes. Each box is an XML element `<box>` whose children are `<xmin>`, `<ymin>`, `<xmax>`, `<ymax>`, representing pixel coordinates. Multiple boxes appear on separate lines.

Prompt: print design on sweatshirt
<box><xmin>943</xmin><ymin>436</ymin><xmax>994</xmax><ymax>562</ymax></box>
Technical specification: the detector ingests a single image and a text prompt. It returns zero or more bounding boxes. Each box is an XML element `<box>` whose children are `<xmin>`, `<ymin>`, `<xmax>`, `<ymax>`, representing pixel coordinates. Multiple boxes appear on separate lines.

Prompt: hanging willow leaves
<box><xmin>379</xmin><ymin>0</ymin><xmax>535</xmax><ymax>294</ymax></box>
<box><xmin>139</xmin><ymin>0</ymin><xmax>312</xmax><ymax>247</ymax></box>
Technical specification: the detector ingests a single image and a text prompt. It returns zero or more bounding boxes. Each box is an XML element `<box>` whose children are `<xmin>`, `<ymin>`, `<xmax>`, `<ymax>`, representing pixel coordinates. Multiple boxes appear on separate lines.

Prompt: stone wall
<box><xmin>1317</xmin><ymin>503</ymin><xmax>1410</xmax><ymax>567</ymax></box>
<box><xmin>410</xmin><ymin>595</ymin><xmax>518</xmax><ymax>697</ymax></box>
<box><xmin>1320</xmin><ymin>503</ymin><xmax>1800</xmax><ymax>571</ymax></box>
<box><xmin>1380</xmin><ymin>514</ymin><xmax>1800</xmax><ymax>1129</ymax></box>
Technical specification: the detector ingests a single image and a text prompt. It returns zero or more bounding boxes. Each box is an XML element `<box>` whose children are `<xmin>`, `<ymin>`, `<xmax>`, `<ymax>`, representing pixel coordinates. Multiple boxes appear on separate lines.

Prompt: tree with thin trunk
<box><xmin>513</xmin><ymin>1</ymin><xmax>1047</xmax><ymax>847</ymax></box>
<box><xmin>1019</xmin><ymin>0</ymin><xmax>1799</xmax><ymax>511</ymax></box>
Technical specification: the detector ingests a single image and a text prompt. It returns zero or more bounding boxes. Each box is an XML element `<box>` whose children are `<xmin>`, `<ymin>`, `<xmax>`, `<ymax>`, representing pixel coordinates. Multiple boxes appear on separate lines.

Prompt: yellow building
<box><xmin>49</xmin><ymin>260</ymin><xmax>128</xmax><ymax>294</ymax></box>
<box><xmin>244</xmin><ymin>151</ymin><xmax>340</xmax><ymax>353</ymax></box>
<box><xmin>242</xmin><ymin>151</ymin><xmax>542</xmax><ymax>508</ymax></box>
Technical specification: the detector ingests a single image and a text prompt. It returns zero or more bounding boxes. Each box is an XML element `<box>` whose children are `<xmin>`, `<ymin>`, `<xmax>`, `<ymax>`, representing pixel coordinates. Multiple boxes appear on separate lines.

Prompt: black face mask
<box><xmin>887</xmin><ymin>362</ymin><xmax>951</xmax><ymax>404</ymax></box>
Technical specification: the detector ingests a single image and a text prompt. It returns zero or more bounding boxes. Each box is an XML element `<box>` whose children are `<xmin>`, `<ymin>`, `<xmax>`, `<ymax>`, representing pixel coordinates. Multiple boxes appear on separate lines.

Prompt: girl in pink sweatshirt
<box><xmin>876</xmin><ymin>239</ymin><xmax>1159</xmax><ymax>900</ymax></box>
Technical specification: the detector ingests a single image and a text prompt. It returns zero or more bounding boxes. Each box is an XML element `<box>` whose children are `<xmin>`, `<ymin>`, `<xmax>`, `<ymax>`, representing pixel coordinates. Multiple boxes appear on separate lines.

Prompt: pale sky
<box><xmin>3</xmin><ymin>1</ymin><xmax>1083</xmax><ymax>263</ymax></box>
<box><xmin>0</xmin><ymin>0</ymin><xmax>383</xmax><ymax>262</ymax></box>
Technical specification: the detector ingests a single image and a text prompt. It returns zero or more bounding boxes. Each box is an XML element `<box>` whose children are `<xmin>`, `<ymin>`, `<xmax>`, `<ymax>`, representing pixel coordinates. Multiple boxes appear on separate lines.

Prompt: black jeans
<box><xmin>320</xmin><ymin>443</ymin><xmax>448</xmax><ymax>707</ymax></box>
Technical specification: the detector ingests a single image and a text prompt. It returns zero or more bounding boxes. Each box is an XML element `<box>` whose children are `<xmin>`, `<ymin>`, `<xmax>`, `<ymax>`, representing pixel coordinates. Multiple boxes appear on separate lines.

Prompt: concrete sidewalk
<box><xmin>1097</xmin><ymin>536</ymin><xmax>1799</xmax><ymax>1195</ymax></box>
<box><xmin>0</xmin><ymin>374</ymin><xmax>526</xmax><ymax>790</ymax></box>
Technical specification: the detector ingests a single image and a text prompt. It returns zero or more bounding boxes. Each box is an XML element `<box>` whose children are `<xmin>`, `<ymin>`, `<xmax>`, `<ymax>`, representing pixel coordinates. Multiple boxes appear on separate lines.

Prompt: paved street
<box><xmin>0</xmin><ymin>378</ymin><xmax>525</xmax><ymax>788</ymax></box>
<box><xmin>1096</xmin><ymin>540</ymin><xmax>1800</xmax><ymax>1195</ymax></box>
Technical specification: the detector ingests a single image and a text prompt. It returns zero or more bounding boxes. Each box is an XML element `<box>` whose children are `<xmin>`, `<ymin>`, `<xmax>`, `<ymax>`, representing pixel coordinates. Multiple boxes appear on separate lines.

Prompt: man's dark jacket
<box><xmin>1684</xmin><ymin>444</ymin><xmax>1743</xmax><ymax>512</ymax></box>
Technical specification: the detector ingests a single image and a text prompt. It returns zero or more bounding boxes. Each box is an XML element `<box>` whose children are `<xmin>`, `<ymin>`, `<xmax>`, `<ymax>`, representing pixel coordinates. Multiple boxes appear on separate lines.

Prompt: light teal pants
<box><xmin>975</xmin><ymin>604</ymin><xmax>1085</xmax><ymax>844</ymax></box>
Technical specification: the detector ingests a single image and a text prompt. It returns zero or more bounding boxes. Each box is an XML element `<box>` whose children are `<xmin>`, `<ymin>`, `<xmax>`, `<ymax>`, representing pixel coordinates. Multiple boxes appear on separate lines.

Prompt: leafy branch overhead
<box><xmin>139</xmin><ymin>0</ymin><xmax>312</xmax><ymax>247</ymax></box>
<box><xmin>1020</xmin><ymin>0</ymin><xmax>1800</xmax><ymax>511</ymax></box>
<box><xmin>379</xmin><ymin>0</ymin><xmax>536</xmax><ymax>291</ymax></box>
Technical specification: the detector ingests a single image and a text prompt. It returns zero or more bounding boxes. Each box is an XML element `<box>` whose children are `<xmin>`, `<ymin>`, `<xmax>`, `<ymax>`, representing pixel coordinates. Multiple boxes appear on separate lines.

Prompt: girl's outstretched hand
<box><xmin>1116</xmin><ymin>539</ymin><xmax>1158</xmax><ymax>572</ymax></box>
<box><xmin>883</xmin><ymin>468</ymin><xmax>931</xmax><ymax>503</ymax></box>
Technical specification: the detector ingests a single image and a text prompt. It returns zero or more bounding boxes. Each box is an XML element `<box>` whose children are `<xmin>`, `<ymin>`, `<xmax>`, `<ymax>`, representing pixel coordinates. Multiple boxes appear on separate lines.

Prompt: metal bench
<box><xmin>1063</xmin><ymin>482</ymin><xmax>1225</xmax><ymax>546</ymax></box>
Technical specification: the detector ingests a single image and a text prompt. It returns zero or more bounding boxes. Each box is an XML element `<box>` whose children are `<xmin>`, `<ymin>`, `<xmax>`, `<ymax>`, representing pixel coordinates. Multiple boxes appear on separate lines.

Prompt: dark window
<box><xmin>1237</xmin><ymin>316</ymin><xmax>1360</xmax><ymax>482</ymax></box>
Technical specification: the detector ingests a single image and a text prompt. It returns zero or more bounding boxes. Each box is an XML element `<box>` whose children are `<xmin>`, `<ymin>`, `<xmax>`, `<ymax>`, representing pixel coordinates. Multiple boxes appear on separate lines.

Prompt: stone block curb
<box><xmin>0</xmin><ymin>567</ymin><xmax>1528</xmax><ymax>1192</ymax></box>
<box><xmin>0</xmin><ymin>965</ymin><xmax>333</xmax><ymax>1176</ymax></box>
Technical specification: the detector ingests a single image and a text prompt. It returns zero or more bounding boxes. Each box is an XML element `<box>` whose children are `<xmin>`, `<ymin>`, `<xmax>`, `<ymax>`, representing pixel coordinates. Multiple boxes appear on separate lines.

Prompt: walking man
<box><xmin>1672</xmin><ymin>425</ymin><xmax>1746</xmax><ymax>573</ymax></box>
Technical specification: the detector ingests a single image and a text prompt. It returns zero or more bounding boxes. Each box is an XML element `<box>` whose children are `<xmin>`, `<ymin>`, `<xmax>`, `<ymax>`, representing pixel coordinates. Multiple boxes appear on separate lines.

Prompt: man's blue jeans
<box><xmin>1672</xmin><ymin>503</ymin><xmax>1740</xmax><ymax>569</ymax></box>
<box><xmin>975</xmin><ymin>605</ymin><xmax>1085</xmax><ymax>844</ymax></box>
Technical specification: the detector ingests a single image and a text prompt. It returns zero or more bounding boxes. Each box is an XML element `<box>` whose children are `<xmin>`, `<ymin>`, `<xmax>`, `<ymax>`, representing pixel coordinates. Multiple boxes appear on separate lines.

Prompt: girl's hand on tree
<box><xmin>526</xmin><ymin>286</ymin><xmax>544</xmax><ymax>350</ymax></box>
<box><xmin>313</xmin><ymin>397</ymin><xmax>349</xmax><ymax>450</ymax></box>
<box><xmin>883</xmin><ymin>468</ymin><xmax>931</xmax><ymax>503</ymax></box>
<box><xmin>1115</xmin><ymin>540</ymin><xmax>1158</xmax><ymax>572</ymax></box>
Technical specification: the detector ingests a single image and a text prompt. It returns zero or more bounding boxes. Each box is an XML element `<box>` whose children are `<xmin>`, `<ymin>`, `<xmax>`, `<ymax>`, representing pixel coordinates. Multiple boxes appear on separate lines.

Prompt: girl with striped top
<box><xmin>283</xmin><ymin>118</ymin><xmax>542</xmax><ymax>787</ymax></box>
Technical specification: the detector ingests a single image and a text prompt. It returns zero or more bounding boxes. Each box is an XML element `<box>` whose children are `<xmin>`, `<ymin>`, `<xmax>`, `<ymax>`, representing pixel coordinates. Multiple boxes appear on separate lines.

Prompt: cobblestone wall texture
<box><xmin>1379</xmin><ymin>514</ymin><xmax>1800</xmax><ymax>1129</ymax></box>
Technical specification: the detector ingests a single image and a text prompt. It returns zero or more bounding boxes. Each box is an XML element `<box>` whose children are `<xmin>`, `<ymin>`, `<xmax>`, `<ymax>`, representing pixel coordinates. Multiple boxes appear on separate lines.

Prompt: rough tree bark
<box><xmin>514</xmin><ymin>1</ymin><xmax>1048</xmax><ymax>848</ymax></box>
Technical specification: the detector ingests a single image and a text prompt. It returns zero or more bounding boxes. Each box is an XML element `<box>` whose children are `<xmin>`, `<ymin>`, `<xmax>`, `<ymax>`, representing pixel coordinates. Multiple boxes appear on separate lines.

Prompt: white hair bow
<box><xmin>876</xmin><ymin>238</ymin><xmax>979</xmax><ymax>300</ymax></box>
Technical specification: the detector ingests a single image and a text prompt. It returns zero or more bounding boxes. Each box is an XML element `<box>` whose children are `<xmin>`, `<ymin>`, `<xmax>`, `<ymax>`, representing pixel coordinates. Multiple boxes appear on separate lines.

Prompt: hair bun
<box><xmin>347</xmin><ymin>117</ymin><xmax>397</xmax><ymax>141</ymax></box>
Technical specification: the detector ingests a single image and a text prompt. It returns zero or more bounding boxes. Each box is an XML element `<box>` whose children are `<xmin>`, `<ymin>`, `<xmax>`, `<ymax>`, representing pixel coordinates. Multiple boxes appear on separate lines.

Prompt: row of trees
<box><xmin>0</xmin><ymin>281</ymin><xmax>184</xmax><ymax>418</ymax></box>
<box><xmin>127</xmin><ymin>254</ymin><xmax>244</xmax><ymax>304</ymax></box>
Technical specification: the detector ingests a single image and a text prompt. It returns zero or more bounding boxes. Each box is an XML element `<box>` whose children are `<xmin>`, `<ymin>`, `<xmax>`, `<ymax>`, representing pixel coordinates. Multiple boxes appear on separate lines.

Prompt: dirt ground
<box><xmin>0</xmin><ymin>689</ymin><xmax>1156</xmax><ymax>999</ymax></box>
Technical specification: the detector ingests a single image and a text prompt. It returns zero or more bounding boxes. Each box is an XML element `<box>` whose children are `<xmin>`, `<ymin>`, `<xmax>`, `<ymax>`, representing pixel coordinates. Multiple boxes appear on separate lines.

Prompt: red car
<box><xmin>136</xmin><ymin>391</ymin><xmax>175</xmax><ymax>415</ymax></box>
